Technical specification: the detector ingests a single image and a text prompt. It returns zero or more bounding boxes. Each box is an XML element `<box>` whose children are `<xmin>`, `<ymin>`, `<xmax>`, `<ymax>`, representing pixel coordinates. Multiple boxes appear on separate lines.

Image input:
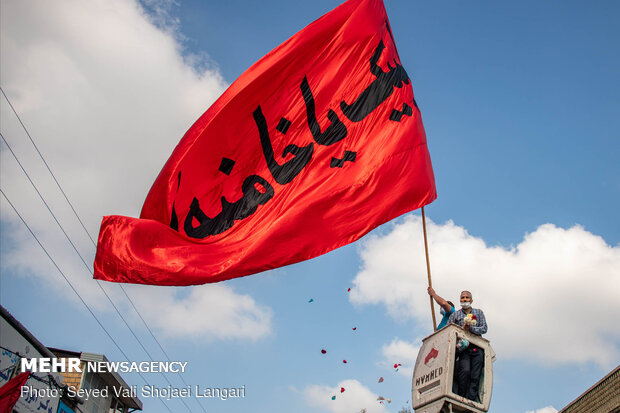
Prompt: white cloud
<box><xmin>380</xmin><ymin>338</ymin><xmax>421</xmax><ymax>378</ymax></box>
<box><xmin>525</xmin><ymin>407</ymin><xmax>558</xmax><ymax>413</ymax></box>
<box><xmin>1</xmin><ymin>0</ymin><xmax>227</xmax><ymax>224</ymax></box>
<box><xmin>125</xmin><ymin>283</ymin><xmax>272</xmax><ymax>341</ymax></box>
<box><xmin>350</xmin><ymin>215</ymin><xmax>620</xmax><ymax>367</ymax></box>
<box><xmin>303</xmin><ymin>379</ymin><xmax>389</xmax><ymax>413</ymax></box>
<box><xmin>0</xmin><ymin>0</ymin><xmax>272</xmax><ymax>341</ymax></box>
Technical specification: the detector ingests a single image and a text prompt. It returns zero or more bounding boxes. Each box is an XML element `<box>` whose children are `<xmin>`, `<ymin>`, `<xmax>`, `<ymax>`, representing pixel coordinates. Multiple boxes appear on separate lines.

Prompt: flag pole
<box><xmin>421</xmin><ymin>206</ymin><xmax>437</xmax><ymax>330</ymax></box>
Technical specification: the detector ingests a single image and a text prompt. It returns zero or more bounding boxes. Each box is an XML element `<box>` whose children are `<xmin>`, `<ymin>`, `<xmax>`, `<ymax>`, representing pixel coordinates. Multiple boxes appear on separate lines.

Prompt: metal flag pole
<box><xmin>421</xmin><ymin>206</ymin><xmax>437</xmax><ymax>330</ymax></box>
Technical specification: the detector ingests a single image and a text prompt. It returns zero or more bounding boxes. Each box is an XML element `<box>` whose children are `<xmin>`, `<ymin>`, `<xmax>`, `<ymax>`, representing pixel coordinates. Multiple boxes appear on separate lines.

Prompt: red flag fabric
<box><xmin>0</xmin><ymin>372</ymin><xmax>30</xmax><ymax>413</ymax></box>
<box><xmin>94</xmin><ymin>0</ymin><xmax>436</xmax><ymax>286</ymax></box>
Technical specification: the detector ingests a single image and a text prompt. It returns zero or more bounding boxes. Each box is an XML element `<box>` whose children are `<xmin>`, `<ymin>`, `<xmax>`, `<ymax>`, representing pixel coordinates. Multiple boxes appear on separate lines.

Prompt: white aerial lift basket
<box><xmin>412</xmin><ymin>324</ymin><xmax>496</xmax><ymax>413</ymax></box>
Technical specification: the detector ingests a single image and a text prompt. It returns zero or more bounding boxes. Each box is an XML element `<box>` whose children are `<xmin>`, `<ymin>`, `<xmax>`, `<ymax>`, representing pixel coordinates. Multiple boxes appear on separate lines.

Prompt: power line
<box><xmin>1</xmin><ymin>87</ymin><xmax>207</xmax><ymax>412</ymax></box>
<box><xmin>116</xmin><ymin>286</ymin><xmax>205</xmax><ymax>410</ymax></box>
<box><xmin>0</xmin><ymin>133</ymin><xmax>194</xmax><ymax>413</ymax></box>
<box><xmin>0</xmin><ymin>189</ymin><xmax>173</xmax><ymax>413</ymax></box>
<box><xmin>0</xmin><ymin>87</ymin><xmax>96</xmax><ymax>246</ymax></box>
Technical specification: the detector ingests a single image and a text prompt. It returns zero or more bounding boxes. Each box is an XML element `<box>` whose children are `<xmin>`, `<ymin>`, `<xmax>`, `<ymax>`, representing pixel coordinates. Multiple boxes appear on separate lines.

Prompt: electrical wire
<box><xmin>0</xmin><ymin>87</ymin><xmax>96</xmax><ymax>247</ymax></box>
<box><xmin>0</xmin><ymin>133</ymin><xmax>194</xmax><ymax>413</ymax></box>
<box><xmin>0</xmin><ymin>189</ymin><xmax>173</xmax><ymax>413</ymax></box>
<box><xmin>1</xmin><ymin>86</ymin><xmax>207</xmax><ymax>413</ymax></box>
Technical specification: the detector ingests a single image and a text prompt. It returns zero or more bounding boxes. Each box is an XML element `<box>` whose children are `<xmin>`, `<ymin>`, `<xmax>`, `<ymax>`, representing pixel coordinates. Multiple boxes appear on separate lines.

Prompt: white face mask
<box><xmin>461</xmin><ymin>301</ymin><xmax>472</xmax><ymax>309</ymax></box>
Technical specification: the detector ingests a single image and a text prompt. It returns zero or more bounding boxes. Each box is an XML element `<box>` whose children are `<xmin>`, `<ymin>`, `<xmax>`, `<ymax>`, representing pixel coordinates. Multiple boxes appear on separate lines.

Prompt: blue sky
<box><xmin>1</xmin><ymin>1</ymin><xmax>619</xmax><ymax>413</ymax></box>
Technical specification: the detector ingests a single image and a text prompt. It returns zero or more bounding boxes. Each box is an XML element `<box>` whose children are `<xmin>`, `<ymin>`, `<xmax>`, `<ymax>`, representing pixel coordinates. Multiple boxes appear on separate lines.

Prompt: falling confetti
<box><xmin>352</xmin><ymin>327</ymin><xmax>357</xmax><ymax>330</ymax></box>
<box><xmin>340</xmin><ymin>387</ymin><xmax>345</xmax><ymax>393</ymax></box>
<box><xmin>347</xmin><ymin>288</ymin><xmax>351</xmax><ymax>292</ymax></box>
<box><xmin>331</xmin><ymin>395</ymin><xmax>336</xmax><ymax>400</ymax></box>
<box><xmin>393</xmin><ymin>363</ymin><xmax>402</xmax><ymax>368</ymax></box>
<box><xmin>343</xmin><ymin>360</ymin><xmax>347</xmax><ymax>363</ymax></box>
<box><xmin>321</xmin><ymin>349</ymin><xmax>327</xmax><ymax>354</ymax></box>
<box><xmin>308</xmin><ymin>298</ymin><xmax>314</xmax><ymax>303</ymax></box>
<box><xmin>378</xmin><ymin>377</ymin><xmax>384</xmax><ymax>383</ymax></box>
<box><xmin>377</xmin><ymin>397</ymin><xmax>385</xmax><ymax>401</ymax></box>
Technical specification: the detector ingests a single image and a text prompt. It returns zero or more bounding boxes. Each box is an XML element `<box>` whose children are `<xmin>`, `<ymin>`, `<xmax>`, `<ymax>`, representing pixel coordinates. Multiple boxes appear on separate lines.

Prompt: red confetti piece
<box><xmin>352</xmin><ymin>327</ymin><xmax>357</xmax><ymax>330</ymax></box>
<box><xmin>378</xmin><ymin>377</ymin><xmax>384</xmax><ymax>383</ymax></box>
<box><xmin>340</xmin><ymin>387</ymin><xmax>345</xmax><ymax>393</ymax></box>
<box><xmin>321</xmin><ymin>349</ymin><xmax>327</xmax><ymax>354</ymax></box>
<box><xmin>343</xmin><ymin>360</ymin><xmax>347</xmax><ymax>363</ymax></box>
<box><xmin>347</xmin><ymin>288</ymin><xmax>351</xmax><ymax>292</ymax></box>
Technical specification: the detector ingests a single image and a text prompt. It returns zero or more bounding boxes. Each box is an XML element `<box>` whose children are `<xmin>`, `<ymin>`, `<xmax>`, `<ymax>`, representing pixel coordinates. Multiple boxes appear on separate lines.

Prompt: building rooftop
<box><xmin>559</xmin><ymin>365</ymin><xmax>620</xmax><ymax>413</ymax></box>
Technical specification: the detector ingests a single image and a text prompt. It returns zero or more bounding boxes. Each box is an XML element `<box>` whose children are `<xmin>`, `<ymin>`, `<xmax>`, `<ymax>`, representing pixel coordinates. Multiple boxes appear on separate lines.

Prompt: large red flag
<box><xmin>94</xmin><ymin>0</ymin><xmax>436</xmax><ymax>286</ymax></box>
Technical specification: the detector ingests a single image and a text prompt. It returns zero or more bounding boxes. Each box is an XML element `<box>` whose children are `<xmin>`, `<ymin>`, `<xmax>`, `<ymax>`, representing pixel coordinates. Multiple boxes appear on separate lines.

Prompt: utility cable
<box><xmin>0</xmin><ymin>133</ymin><xmax>194</xmax><ymax>413</ymax></box>
<box><xmin>0</xmin><ymin>87</ymin><xmax>96</xmax><ymax>246</ymax></box>
<box><xmin>0</xmin><ymin>189</ymin><xmax>173</xmax><ymax>413</ymax></box>
<box><xmin>1</xmin><ymin>86</ymin><xmax>207</xmax><ymax>413</ymax></box>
